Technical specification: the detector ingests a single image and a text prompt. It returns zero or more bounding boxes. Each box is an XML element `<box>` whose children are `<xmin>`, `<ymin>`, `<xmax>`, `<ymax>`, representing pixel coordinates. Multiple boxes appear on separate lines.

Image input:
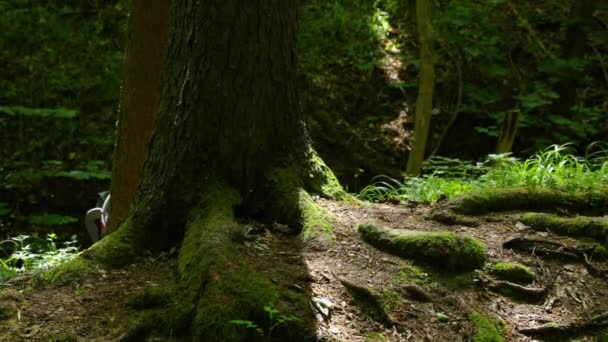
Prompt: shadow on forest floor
<box><xmin>1</xmin><ymin>197</ymin><xmax>608</xmax><ymax>341</ymax></box>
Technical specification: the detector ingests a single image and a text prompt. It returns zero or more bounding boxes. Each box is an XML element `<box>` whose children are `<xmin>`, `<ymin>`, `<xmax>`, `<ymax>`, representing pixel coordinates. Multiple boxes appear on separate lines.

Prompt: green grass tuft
<box><xmin>357</xmin><ymin>143</ymin><xmax>608</xmax><ymax>203</ymax></box>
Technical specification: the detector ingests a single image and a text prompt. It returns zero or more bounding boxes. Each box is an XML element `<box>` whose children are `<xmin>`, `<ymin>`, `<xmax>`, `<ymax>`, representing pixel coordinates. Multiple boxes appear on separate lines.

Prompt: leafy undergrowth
<box><xmin>0</xmin><ymin>234</ymin><xmax>80</xmax><ymax>285</ymax></box>
<box><xmin>358</xmin><ymin>143</ymin><xmax>608</xmax><ymax>203</ymax></box>
<box><xmin>1</xmin><ymin>195</ymin><xmax>607</xmax><ymax>341</ymax></box>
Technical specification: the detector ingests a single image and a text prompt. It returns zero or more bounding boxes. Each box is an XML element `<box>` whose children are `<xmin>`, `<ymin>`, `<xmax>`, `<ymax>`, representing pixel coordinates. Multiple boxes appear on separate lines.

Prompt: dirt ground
<box><xmin>1</xmin><ymin>199</ymin><xmax>607</xmax><ymax>341</ymax></box>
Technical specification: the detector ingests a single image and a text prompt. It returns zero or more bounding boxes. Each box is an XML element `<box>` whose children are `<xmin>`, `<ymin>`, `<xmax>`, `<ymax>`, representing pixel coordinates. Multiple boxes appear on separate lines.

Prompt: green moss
<box><xmin>436</xmin><ymin>313</ymin><xmax>450</xmax><ymax>323</ymax></box>
<box><xmin>428</xmin><ymin>208</ymin><xmax>480</xmax><ymax>227</ymax></box>
<box><xmin>358</xmin><ymin>223</ymin><xmax>487</xmax><ymax>272</ymax></box>
<box><xmin>299</xmin><ymin>190</ymin><xmax>335</xmax><ymax>247</ymax></box>
<box><xmin>591</xmin><ymin>244</ymin><xmax>608</xmax><ymax>261</ymax></box>
<box><xmin>177</xmin><ymin>183</ymin><xmax>312</xmax><ymax>341</ymax></box>
<box><xmin>118</xmin><ymin>300</ymin><xmax>194</xmax><ymax>340</ymax></box>
<box><xmin>436</xmin><ymin>272</ymin><xmax>475</xmax><ymax>290</ymax></box>
<box><xmin>365</xmin><ymin>332</ymin><xmax>389</xmax><ymax>342</ymax></box>
<box><xmin>0</xmin><ymin>302</ymin><xmax>16</xmax><ymax>320</ymax></box>
<box><xmin>490</xmin><ymin>262</ymin><xmax>536</xmax><ymax>284</ymax></box>
<box><xmin>308</xmin><ymin>148</ymin><xmax>346</xmax><ymax>200</ymax></box>
<box><xmin>84</xmin><ymin>216</ymin><xmax>138</xmax><ymax>267</ymax></box>
<box><xmin>448</xmin><ymin>188</ymin><xmax>608</xmax><ymax>215</ymax></box>
<box><xmin>40</xmin><ymin>256</ymin><xmax>95</xmax><ymax>285</ymax></box>
<box><xmin>128</xmin><ymin>286</ymin><xmax>178</xmax><ymax>310</ymax></box>
<box><xmin>397</xmin><ymin>263</ymin><xmax>429</xmax><ymax>285</ymax></box>
<box><xmin>469</xmin><ymin>312</ymin><xmax>506</xmax><ymax>342</ymax></box>
<box><xmin>519</xmin><ymin>213</ymin><xmax>608</xmax><ymax>245</ymax></box>
<box><xmin>380</xmin><ymin>289</ymin><xmax>401</xmax><ymax>312</ymax></box>
<box><xmin>265</xmin><ymin>164</ymin><xmax>335</xmax><ymax>248</ymax></box>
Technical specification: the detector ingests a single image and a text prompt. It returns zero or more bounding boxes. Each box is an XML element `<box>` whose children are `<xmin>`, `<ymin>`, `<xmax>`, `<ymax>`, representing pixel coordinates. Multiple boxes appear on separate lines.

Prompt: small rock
<box><xmin>329</xmin><ymin>326</ymin><xmax>340</xmax><ymax>335</ymax></box>
<box><xmin>514</xmin><ymin>221</ymin><xmax>529</xmax><ymax>231</ymax></box>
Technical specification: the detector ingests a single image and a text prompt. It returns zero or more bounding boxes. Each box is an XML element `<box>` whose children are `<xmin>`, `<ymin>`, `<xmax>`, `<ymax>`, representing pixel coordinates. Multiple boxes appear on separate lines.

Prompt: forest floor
<box><xmin>1</xmin><ymin>198</ymin><xmax>607</xmax><ymax>341</ymax></box>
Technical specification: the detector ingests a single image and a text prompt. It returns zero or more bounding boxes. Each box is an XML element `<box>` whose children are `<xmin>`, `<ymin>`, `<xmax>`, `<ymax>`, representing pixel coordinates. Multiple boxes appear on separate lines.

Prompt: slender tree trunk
<box><xmin>87</xmin><ymin>1</ymin><xmax>343</xmax><ymax>339</ymax></box>
<box><xmin>107</xmin><ymin>0</ymin><xmax>171</xmax><ymax>232</ymax></box>
<box><xmin>406</xmin><ymin>0</ymin><xmax>435</xmax><ymax>175</ymax></box>
<box><xmin>496</xmin><ymin>110</ymin><xmax>520</xmax><ymax>154</ymax></box>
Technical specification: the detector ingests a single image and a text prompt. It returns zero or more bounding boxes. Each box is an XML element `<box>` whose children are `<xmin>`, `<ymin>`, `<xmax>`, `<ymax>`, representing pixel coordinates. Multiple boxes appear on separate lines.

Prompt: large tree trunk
<box><xmin>86</xmin><ymin>0</ymin><xmax>344</xmax><ymax>340</ymax></box>
<box><xmin>406</xmin><ymin>0</ymin><xmax>435</xmax><ymax>175</ymax></box>
<box><xmin>107</xmin><ymin>0</ymin><xmax>171</xmax><ymax>232</ymax></box>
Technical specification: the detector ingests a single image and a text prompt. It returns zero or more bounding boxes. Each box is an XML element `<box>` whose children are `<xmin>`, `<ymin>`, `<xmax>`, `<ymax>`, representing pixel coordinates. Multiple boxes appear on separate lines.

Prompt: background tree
<box><xmin>107</xmin><ymin>0</ymin><xmax>171</xmax><ymax>232</ymax></box>
<box><xmin>87</xmin><ymin>0</ymin><xmax>344</xmax><ymax>339</ymax></box>
<box><xmin>496</xmin><ymin>109</ymin><xmax>520</xmax><ymax>153</ymax></box>
<box><xmin>406</xmin><ymin>0</ymin><xmax>435</xmax><ymax>175</ymax></box>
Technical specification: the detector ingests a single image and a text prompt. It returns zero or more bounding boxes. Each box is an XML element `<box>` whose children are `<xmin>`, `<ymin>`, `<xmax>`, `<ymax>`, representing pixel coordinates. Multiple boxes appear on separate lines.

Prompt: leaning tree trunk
<box><xmin>107</xmin><ymin>0</ymin><xmax>171</xmax><ymax>232</ymax></box>
<box><xmin>86</xmin><ymin>0</ymin><xmax>343</xmax><ymax>340</ymax></box>
<box><xmin>406</xmin><ymin>0</ymin><xmax>435</xmax><ymax>175</ymax></box>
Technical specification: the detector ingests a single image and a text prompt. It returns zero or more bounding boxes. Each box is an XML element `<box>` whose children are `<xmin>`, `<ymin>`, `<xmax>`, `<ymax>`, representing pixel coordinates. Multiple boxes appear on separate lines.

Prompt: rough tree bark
<box><xmin>406</xmin><ymin>0</ymin><xmax>435</xmax><ymax>175</ymax></box>
<box><xmin>85</xmin><ymin>0</ymin><xmax>344</xmax><ymax>340</ymax></box>
<box><xmin>107</xmin><ymin>0</ymin><xmax>171</xmax><ymax>232</ymax></box>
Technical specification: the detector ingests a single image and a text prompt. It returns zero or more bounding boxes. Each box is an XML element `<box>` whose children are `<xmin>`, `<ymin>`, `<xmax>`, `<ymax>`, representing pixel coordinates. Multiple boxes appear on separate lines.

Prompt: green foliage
<box><xmin>358</xmin><ymin>143</ymin><xmax>608</xmax><ymax>203</ymax></box>
<box><xmin>27</xmin><ymin>215</ymin><xmax>78</xmax><ymax>226</ymax></box>
<box><xmin>0</xmin><ymin>234</ymin><xmax>80</xmax><ymax>284</ymax></box>
<box><xmin>435</xmin><ymin>0</ymin><xmax>607</xmax><ymax>149</ymax></box>
<box><xmin>229</xmin><ymin>303</ymin><xmax>301</xmax><ymax>342</ymax></box>
<box><xmin>0</xmin><ymin>106</ymin><xmax>77</xmax><ymax>118</ymax></box>
<box><xmin>0</xmin><ymin>1</ymin><xmax>121</xmax><ymax>238</ymax></box>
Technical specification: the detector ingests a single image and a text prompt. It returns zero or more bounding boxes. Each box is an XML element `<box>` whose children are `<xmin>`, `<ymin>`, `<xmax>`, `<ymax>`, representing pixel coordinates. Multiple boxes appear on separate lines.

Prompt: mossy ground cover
<box><xmin>469</xmin><ymin>312</ymin><xmax>507</xmax><ymax>342</ymax></box>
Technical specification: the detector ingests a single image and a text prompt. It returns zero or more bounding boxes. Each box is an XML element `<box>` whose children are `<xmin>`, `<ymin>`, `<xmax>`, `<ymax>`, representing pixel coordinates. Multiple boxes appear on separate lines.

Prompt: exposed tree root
<box><xmin>358</xmin><ymin>222</ymin><xmax>487</xmax><ymax>272</ymax></box>
<box><xmin>503</xmin><ymin>237</ymin><xmax>608</xmax><ymax>279</ymax></box>
<box><xmin>519</xmin><ymin>311</ymin><xmax>608</xmax><ymax>339</ymax></box>
<box><xmin>177</xmin><ymin>183</ymin><xmax>315</xmax><ymax>341</ymax></box>
<box><xmin>489</xmin><ymin>262</ymin><xmax>536</xmax><ymax>284</ymax></box>
<box><xmin>427</xmin><ymin>208</ymin><xmax>480</xmax><ymax>227</ymax></box>
<box><xmin>476</xmin><ymin>262</ymin><xmax>551</xmax><ymax>302</ymax></box>
<box><xmin>432</xmin><ymin>188</ymin><xmax>608</xmax><ymax>216</ymax></box>
<box><xmin>518</xmin><ymin>213</ymin><xmax>608</xmax><ymax>245</ymax></box>
<box><xmin>264</xmin><ymin>163</ymin><xmax>339</xmax><ymax>250</ymax></box>
<box><xmin>338</xmin><ymin>277</ymin><xmax>400</xmax><ymax>328</ymax></box>
<box><xmin>401</xmin><ymin>284</ymin><xmax>433</xmax><ymax>302</ymax></box>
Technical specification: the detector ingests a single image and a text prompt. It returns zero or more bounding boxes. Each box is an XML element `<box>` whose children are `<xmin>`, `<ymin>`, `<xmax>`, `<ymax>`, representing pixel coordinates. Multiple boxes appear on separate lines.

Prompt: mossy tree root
<box><xmin>489</xmin><ymin>262</ymin><xmax>536</xmax><ymax>285</ymax></box>
<box><xmin>476</xmin><ymin>268</ymin><xmax>550</xmax><ymax>303</ymax></box>
<box><xmin>357</xmin><ymin>222</ymin><xmax>487</xmax><ymax>272</ymax></box>
<box><xmin>433</xmin><ymin>188</ymin><xmax>608</xmax><ymax>217</ymax></box>
<box><xmin>178</xmin><ymin>183</ymin><xmax>315</xmax><ymax>341</ymax></box>
<box><xmin>264</xmin><ymin>162</ymin><xmax>339</xmax><ymax>250</ymax></box>
<box><xmin>519</xmin><ymin>311</ymin><xmax>608</xmax><ymax>339</ymax></box>
<box><xmin>338</xmin><ymin>277</ymin><xmax>400</xmax><ymax>328</ymax></box>
<box><xmin>503</xmin><ymin>237</ymin><xmax>608</xmax><ymax>278</ymax></box>
<box><xmin>519</xmin><ymin>213</ymin><xmax>608</xmax><ymax>245</ymax></box>
<box><xmin>79</xmin><ymin>151</ymin><xmax>343</xmax><ymax>340</ymax></box>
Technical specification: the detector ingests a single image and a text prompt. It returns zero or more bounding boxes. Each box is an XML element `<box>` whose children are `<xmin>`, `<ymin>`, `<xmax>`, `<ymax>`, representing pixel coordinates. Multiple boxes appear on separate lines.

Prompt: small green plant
<box><xmin>229</xmin><ymin>303</ymin><xmax>301</xmax><ymax>341</ymax></box>
<box><xmin>0</xmin><ymin>234</ymin><xmax>80</xmax><ymax>284</ymax></box>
